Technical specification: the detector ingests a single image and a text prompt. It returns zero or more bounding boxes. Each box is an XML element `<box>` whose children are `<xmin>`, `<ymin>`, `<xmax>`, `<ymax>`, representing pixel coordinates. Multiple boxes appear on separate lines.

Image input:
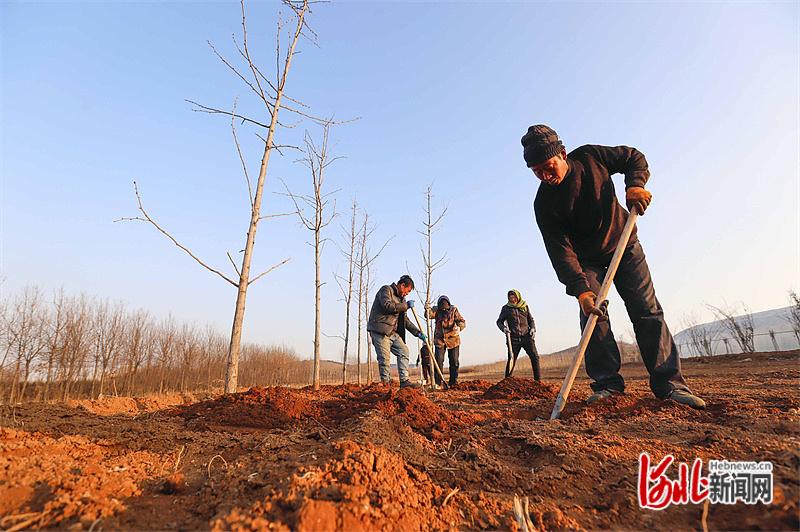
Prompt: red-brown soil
<box><xmin>1</xmin><ymin>350</ymin><xmax>798</xmax><ymax>531</ymax></box>
<box><xmin>482</xmin><ymin>377</ymin><xmax>560</xmax><ymax>401</ymax></box>
<box><xmin>451</xmin><ymin>380</ymin><xmax>493</xmax><ymax>392</ymax></box>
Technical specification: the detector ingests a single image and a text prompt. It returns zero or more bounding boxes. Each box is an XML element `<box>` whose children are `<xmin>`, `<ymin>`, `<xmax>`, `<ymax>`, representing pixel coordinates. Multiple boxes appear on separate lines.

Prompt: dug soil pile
<box><xmin>1</xmin><ymin>351</ymin><xmax>798</xmax><ymax>531</ymax></box>
<box><xmin>451</xmin><ymin>380</ymin><xmax>493</xmax><ymax>392</ymax></box>
<box><xmin>181</xmin><ymin>384</ymin><xmax>491</xmax><ymax>439</ymax></box>
<box><xmin>482</xmin><ymin>377</ymin><xmax>559</xmax><ymax>401</ymax></box>
<box><xmin>216</xmin><ymin>440</ymin><xmax>466</xmax><ymax>531</ymax></box>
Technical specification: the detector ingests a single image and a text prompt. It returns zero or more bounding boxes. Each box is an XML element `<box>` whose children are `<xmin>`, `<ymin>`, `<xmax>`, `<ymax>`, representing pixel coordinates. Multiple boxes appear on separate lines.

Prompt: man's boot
<box><xmin>586</xmin><ymin>389</ymin><xmax>614</xmax><ymax>404</ymax></box>
<box><xmin>400</xmin><ymin>380</ymin><xmax>422</xmax><ymax>390</ymax></box>
<box><xmin>668</xmin><ymin>389</ymin><xmax>706</xmax><ymax>410</ymax></box>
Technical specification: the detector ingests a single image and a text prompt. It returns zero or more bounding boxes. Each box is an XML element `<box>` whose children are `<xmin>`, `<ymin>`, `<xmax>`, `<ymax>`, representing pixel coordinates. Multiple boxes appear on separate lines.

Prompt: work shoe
<box><xmin>586</xmin><ymin>389</ymin><xmax>614</xmax><ymax>404</ymax></box>
<box><xmin>400</xmin><ymin>380</ymin><xmax>422</xmax><ymax>389</ymax></box>
<box><xmin>669</xmin><ymin>389</ymin><xmax>706</xmax><ymax>410</ymax></box>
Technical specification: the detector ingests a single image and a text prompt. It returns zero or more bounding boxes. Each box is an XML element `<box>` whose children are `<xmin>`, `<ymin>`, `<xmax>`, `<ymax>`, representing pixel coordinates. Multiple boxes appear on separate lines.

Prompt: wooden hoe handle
<box><xmin>550</xmin><ymin>211</ymin><xmax>639</xmax><ymax>420</ymax></box>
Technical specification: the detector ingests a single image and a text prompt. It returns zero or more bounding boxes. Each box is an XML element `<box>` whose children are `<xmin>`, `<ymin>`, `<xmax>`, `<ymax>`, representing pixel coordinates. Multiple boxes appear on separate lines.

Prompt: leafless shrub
<box><xmin>782</xmin><ymin>290</ymin><xmax>800</xmax><ymax>346</ymax></box>
<box><xmin>706</xmin><ymin>302</ymin><xmax>755</xmax><ymax>354</ymax></box>
<box><xmin>680</xmin><ymin>312</ymin><xmax>717</xmax><ymax>357</ymax></box>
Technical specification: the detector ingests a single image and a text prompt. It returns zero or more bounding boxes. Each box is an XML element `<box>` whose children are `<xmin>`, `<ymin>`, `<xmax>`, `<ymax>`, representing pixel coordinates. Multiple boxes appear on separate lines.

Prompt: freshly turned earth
<box><xmin>1</xmin><ymin>350</ymin><xmax>798</xmax><ymax>531</ymax></box>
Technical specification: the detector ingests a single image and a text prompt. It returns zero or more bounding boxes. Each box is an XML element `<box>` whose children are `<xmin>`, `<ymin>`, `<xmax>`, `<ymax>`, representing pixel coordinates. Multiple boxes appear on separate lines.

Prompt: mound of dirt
<box><xmin>178</xmin><ymin>385</ymin><xmax>484</xmax><ymax>438</ymax></box>
<box><xmin>482</xmin><ymin>377</ymin><xmax>559</xmax><ymax>401</ymax></box>
<box><xmin>69</xmin><ymin>396</ymin><xmax>142</xmax><ymax>416</ymax></box>
<box><xmin>322</xmin><ymin>386</ymin><xmax>485</xmax><ymax>438</ymax></box>
<box><xmin>181</xmin><ymin>386</ymin><xmax>320</xmax><ymax>429</ymax></box>
<box><xmin>69</xmin><ymin>393</ymin><xmax>194</xmax><ymax>416</ymax></box>
<box><xmin>452</xmin><ymin>380</ymin><xmax>493</xmax><ymax>392</ymax></box>
<box><xmin>373</xmin><ymin>387</ymin><xmax>481</xmax><ymax>437</ymax></box>
<box><xmin>214</xmin><ymin>440</ymin><xmax>466</xmax><ymax>531</ymax></box>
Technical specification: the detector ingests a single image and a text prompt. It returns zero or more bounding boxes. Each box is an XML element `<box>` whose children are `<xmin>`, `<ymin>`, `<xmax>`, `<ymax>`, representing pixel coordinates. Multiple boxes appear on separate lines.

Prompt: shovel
<box><xmin>504</xmin><ymin>327</ymin><xmax>516</xmax><ymax>377</ymax></box>
<box><xmin>550</xmin><ymin>211</ymin><xmax>639</xmax><ymax>420</ymax></box>
<box><xmin>409</xmin><ymin>306</ymin><xmax>449</xmax><ymax>390</ymax></box>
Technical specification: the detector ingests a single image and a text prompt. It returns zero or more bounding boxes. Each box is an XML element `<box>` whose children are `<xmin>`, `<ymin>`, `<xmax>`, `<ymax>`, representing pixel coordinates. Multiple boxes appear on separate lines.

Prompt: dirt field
<box><xmin>1</xmin><ymin>350</ymin><xmax>798</xmax><ymax>531</ymax></box>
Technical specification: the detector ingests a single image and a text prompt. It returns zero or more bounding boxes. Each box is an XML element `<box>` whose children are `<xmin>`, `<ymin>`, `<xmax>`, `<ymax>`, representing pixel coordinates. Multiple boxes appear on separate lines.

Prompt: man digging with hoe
<box><xmin>521</xmin><ymin>125</ymin><xmax>705</xmax><ymax>410</ymax></box>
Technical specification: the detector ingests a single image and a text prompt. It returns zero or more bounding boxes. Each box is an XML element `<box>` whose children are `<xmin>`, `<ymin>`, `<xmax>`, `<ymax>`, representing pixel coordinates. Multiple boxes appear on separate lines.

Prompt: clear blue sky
<box><xmin>2</xmin><ymin>0</ymin><xmax>798</xmax><ymax>365</ymax></box>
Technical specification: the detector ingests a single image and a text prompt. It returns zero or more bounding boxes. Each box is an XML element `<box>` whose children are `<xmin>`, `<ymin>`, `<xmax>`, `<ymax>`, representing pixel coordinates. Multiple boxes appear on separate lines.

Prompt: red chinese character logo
<box><xmin>638</xmin><ymin>453</ymin><xmax>709</xmax><ymax>510</ymax></box>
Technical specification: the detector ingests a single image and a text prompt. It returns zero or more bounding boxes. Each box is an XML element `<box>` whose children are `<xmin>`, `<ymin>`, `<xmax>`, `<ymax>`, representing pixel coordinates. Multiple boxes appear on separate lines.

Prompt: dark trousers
<box><xmin>420</xmin><ymin>344</ymin><xmax>432</xmax><ymax>381</ymax></box>
<box><xmin>506</xmin><ymin>335</ymin><xmax>541</xmax><ymax>380</ymax></box>
<box><xmin>581</xmin><ymin>240</ymin><xmax>689</xmax><ymax>399</ymax></box>
<box><xmin>434</xmin><ymin>345</ymin><xmax>460</xmax><ymax>385</ymax></box>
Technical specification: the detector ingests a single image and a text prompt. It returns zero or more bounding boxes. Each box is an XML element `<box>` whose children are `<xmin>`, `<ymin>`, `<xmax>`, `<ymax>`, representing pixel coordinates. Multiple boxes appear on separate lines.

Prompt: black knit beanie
<box><xmin>521</xmin><ymin>125</ymin><xmax>564</xmax><ymax>167</ymax></box>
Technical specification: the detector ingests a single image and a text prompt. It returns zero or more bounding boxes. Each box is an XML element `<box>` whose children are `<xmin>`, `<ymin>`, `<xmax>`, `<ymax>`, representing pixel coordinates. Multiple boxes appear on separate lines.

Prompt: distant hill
<box><xmin>674</xmin><ymin>306</ymin><xmax>799</xmax><ymax>357</ymax></box>
<box><xmin>541</xmin><ymin>341</ymin><xmax>641</xmax><ymax>368</ymax></box>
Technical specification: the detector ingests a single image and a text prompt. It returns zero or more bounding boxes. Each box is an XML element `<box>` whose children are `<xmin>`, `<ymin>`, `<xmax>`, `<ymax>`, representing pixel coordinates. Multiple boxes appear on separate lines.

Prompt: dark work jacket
<box><xmin>496</xmin><ymin>305</ymin><xmax>536</xmax><ymax>338</ymax></box>
<box><xmin>367</xmin><ymin>283</ymin><xmax>421</xmax><ymax>340</ymax></box>
<box><xmin>534</xmin><ymin>144</ymin><xmax>649</xmax><ymax>297</ymax></box>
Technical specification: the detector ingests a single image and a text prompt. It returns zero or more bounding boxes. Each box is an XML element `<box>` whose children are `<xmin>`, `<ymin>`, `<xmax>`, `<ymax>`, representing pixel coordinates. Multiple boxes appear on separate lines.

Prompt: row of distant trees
<box><xmin>0</xmin><ymin>286</ymin><xmax>351</xmax><ymax>404</ymax></box>
<box><xmin>679</xmin><ymin>292</ymin><xmax>800</xmax><ymax>356</ymax></box>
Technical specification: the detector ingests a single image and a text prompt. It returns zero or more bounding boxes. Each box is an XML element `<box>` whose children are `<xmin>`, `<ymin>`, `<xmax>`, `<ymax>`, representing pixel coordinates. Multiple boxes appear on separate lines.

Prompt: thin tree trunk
<box><xmin>342</xmin><ymin>303</ymin><xmax>350</xmax><ymax>385</ymax></box>
<box><xmin>8</xmin><ymin>359</ymin><xmax>20</xmax><ymax>403</ymax></box>
<box><xmin>340</xmin><ymin>199</ymin><xmax>357</xmax><ymax>385</ymax></box>
<box><xmin>43</xmin><ymin>360</ymin><xmax>53</xmax><ymax>401</ymax></box>
<box><xmin>424</xmin><ymin>201</ymin><xmax>434</xmax><ymax>377</ymax></box>
<box><xmin>313</xmin><ymin>229</ymin><xmax>321</xmax><ymax>390</ymax></box>
<box><xmin>223</xmin><ymin>2</ymin><xmax>307</xmax><ymax>394</ymax></box>
<box><xmin>365</xmin><ymin>266</ymin><xmax>372</xmax><ymax>384</ymax></box>
<box><xmin>20</xmin><ymin>361</ymin><xmax>31</xmax><ymax>401</ymax></box>
<box><xmin>99</xmin><ymin>367</ymin><xmax>106</xmax><ymax>397</ymax></box>
<box><xmin>90</xmin><ymin>356</ymin><xmax>99</xmax><ymax>399</ymax></box>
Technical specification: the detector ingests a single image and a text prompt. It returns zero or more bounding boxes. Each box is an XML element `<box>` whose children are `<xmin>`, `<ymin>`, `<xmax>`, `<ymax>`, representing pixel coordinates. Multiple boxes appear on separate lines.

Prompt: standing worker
<box><xmin>367</xmin><ymin>275</ymin><xmax>427</xmax><ymax>389</ymax></box>
<box><xmin>520</xmin><ymin>124</ymin><xmax>704</xmax><ymax>408</ymax></box>
<box><xmin>496</xmin><ymin>289</ymin><xmax>541</xmax><ymax>380</ymax></box>
<box><xmin>425</xmin><ymin>295</ymin><xmax>466</xmax><ymax>387</ymax></box>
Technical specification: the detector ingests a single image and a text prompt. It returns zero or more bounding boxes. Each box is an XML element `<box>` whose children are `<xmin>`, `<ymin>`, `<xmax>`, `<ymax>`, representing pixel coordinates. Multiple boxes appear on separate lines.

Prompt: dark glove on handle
<box><xmin>578</xmin><ymin>291</ymin><xmax>609</xmax><ymax>322</ymax></box>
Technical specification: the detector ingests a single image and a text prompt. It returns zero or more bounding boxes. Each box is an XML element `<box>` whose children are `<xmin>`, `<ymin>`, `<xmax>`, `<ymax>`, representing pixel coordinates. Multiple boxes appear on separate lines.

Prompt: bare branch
<box><xmin>186</xmin><ymin>100</ymin><xmax>271</xmax><ymax>129</ymax></box>
<box><xmin>278</xmin><ymin>179</ymin><xmax>314</xmax><ymax>229</ymax></box>
<box><xmin>430</xmin><ymin>205</ymin><xmax>449</xmax><ymax>229</ymax></box>
<box><xmin>277</xmin><ymin>116</ymin><xmax>303</xmax><ymax>129</ymax></box>
<box><xmin>230</xmin><ymin>98</ymin><xmax>255</xmax><ymax>209</ymax></box>
<box><xmin>249</xmin><ymin>258</ymin><xmax>291</xmax><ymax>286</ymax></box>
<box><xmin>226</xmin><ymin>252</ymin><xmax>242</xmax><ymax>277</ymax></box>
<box><xmin>364</xmin><ymin>236</ymin><xmax>393</xmax><ymax>268</ymax></box>
<box><xmin>275</xmin><ymin>8</ymin><xmax>282</xmax><ymax>90</ymax></box>
<box><xmin>333</xmin><ymin>271</ymin><xmax>348</xmax><ymax>298</ymax></box>
<box><xmin>239</xmin><ymin>43</ymin><xmax>280</xmax><ymax>97</ymax></box>
<box><xmin>258</xmin><ymin>212</ymin><xmax>294</xmax><ymax>221</ymax></box>
<box><xmin>207</xmin><ymin>39</ymin><xmax>273</xmax><ymax>112</ymax></box>
<box><xmin>117</xmin><ymin>182</ymin><xmax>238</xmax><ymax>287</ymax></box>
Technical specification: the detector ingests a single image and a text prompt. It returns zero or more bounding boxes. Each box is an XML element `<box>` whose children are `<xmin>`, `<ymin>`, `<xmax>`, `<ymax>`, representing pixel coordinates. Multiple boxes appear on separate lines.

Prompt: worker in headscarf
<box><xmin>496</xmin><ymin>289</ymin><xmax>541</xmax><ymax>380</ymax></box>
